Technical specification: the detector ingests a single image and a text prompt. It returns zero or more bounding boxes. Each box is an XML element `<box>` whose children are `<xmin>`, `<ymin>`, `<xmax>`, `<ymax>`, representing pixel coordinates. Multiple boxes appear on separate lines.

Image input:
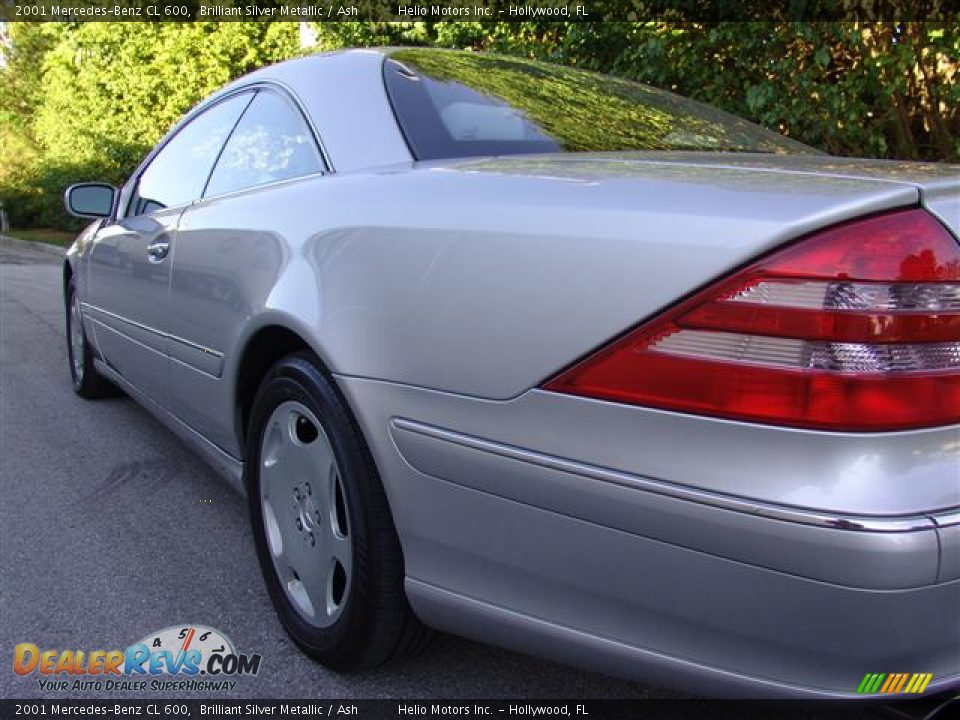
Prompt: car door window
<box><xmin>204</xmin><ymin>90</ymin><xmax>323</xmax><ymax>198</ymax></box>
<box><xmin>129</xmin><ymin>93</ymin><xmax>252</xmax><ymax>217</ymax></box>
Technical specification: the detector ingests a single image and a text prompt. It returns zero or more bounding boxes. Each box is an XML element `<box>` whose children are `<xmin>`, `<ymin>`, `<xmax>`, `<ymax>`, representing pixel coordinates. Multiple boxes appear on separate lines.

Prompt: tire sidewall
<box><xmin>245</xmin><ymin>355</ymin><xmax>375</xmax><ymax>666</ymax></box>
<box><xmin>65</xmin><ymin>282</ymin><xmax>85</xmax><ymax>390</ymax></box>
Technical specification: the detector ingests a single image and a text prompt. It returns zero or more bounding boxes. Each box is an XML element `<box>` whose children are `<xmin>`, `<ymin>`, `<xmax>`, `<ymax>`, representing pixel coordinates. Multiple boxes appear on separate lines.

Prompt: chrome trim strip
<box><xmin>391</xmin><ymin>418</ymin><xmax>938</xmax><ymax>533</ymax></box>
<box><xmin>82</xmin><ymin>302</ymin><xmax>223</xmax><ymax>360</ymax></box>
<box><xmin>191</xmin><ymin>169</ymin><xmax>326</xmax><ymax>207</ymax></box>
<box><xmin>88</xmin><ymin>316</ymin><xmax>165</xmax><ymax>359</ymax></box>
<box><xmin>932</xmin><ymin>509</ymin><xmax>960</xmax><ymax>528</ymax></box>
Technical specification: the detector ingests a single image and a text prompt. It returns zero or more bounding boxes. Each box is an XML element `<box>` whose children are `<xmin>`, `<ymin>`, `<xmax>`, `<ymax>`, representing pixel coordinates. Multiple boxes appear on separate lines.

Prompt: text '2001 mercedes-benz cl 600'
<box><xmin>62</xmin><ymin>48</ymin><xmax>959</xmax><ymax>698</ymax></box>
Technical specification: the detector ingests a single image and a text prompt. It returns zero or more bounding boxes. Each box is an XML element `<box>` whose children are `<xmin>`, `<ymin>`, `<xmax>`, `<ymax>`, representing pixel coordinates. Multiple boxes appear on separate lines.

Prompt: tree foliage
<box><xmin>313</xmin><ymin>21</ymin><xmax>959</xmax><ymax>160</ymax></box>
<box><xmin>1</xmin><ymin>21</ymin><xmax>299</xmax><ymax>228</ymax></box>
<box><xmin>1</xmin><ymin>20</ymin><xmax>956</xmax><ymax>231</ymax></box>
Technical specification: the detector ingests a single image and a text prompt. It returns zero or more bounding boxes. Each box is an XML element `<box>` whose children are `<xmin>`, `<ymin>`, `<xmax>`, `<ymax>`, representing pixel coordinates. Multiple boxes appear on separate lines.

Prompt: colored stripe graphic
<box><xmin>857</xmin><ymin>672</ymin><xmax>932</xmax><ymax>694</ymax></box>
<box><xmin>857</xmin><ymin>673</ymin><xmax>885</xmax><ymax>693</ymax></box>
<box><xmin>894</xmin><ymin>674</ymin><xmax>909</xmax><ymax>693</ymax></box>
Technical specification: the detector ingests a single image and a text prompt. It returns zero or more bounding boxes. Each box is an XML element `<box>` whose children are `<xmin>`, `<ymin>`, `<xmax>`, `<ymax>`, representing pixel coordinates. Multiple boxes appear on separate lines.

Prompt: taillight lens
<box><xmin>542</xmin><ymin>209</ymin><xmax>960</xmax><ymax>431</ymax></box>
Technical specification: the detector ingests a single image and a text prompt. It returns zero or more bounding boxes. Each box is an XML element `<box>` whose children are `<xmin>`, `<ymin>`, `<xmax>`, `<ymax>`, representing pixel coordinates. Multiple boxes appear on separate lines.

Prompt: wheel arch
<box><xmin>236</xmin><ymin>320</ymin><xmax>430</xmax><ymax>669</ymax></box>
<box><xmin>233</xmin><ymin>318</ymin><xmax>353</xmax><ymax>459</ymax></box>
<box><xmin>63</xmin><ymin>258</ymin><xmax>74</xmax><ymax>301</ymax></box>
<box><xmin>232</xmin><ymin>318</ymin><xmax>414</xmax><ymax>570</ymax></box>
<box><xmin>234</xmin><ymin>323</ymin><xmax>313</xmax><ymax>454</ymax></box>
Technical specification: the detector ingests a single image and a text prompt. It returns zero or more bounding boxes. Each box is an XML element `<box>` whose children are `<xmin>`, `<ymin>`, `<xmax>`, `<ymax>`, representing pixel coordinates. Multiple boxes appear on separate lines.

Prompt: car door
<box><xmin>84</xmin><ymin>92</ymin><xmax>253</xmax><ymax>406</ymax></box>
<box><xmin>165</xmin><ymin>88</ymin><xmax>326</xmax><ymax>452</ymax></box>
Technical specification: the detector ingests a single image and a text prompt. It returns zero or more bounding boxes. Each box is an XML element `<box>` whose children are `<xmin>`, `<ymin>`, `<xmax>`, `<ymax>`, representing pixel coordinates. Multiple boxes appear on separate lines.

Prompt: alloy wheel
<box><xmin>259</xmin><ymin>401</ymin><xmax>352</xmax><ymax>628</ymax></box>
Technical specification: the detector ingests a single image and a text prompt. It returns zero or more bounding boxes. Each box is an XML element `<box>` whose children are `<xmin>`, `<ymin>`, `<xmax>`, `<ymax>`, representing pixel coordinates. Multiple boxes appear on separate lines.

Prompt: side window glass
<box><xmin>129</xmin><ymin>93</ymin><xmax>252</xmax><ymax>216</ymax></box>
<box><xmin>205</xmin><ymin>91</ymin><xmax>322</xmax><ymax>198</ymax></box>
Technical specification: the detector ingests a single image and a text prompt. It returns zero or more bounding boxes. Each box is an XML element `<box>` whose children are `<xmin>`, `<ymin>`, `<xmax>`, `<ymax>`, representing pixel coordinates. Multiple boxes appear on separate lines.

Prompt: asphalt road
<box><xmin>0</xmin><ymin>236</ymin><xmax>883</xmax><ymax>716</ymax></box>
<box><xmin>0</xmin><ymin>236</ymin><xmax>680</xmax><ymax>702</ymax></box>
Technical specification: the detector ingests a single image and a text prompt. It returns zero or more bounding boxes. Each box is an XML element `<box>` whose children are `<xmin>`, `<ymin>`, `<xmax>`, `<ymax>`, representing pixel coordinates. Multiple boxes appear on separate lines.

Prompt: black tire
<box><xmin>245</xmin><ymin>352</ymin><xmax>432</xmax><ymax>671</ymax></box>
<box><xmin>65</xmin><ymin>279</ymin><xmax>119</xmax><ymax>399</ymax></box>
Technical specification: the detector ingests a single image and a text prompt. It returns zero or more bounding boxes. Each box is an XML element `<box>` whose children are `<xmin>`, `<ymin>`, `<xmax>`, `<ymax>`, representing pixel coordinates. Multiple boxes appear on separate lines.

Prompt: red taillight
<box><xmin>542</xmin><ymin>209</ymin><xmax>960</xmax><ymax>431</ymax></box>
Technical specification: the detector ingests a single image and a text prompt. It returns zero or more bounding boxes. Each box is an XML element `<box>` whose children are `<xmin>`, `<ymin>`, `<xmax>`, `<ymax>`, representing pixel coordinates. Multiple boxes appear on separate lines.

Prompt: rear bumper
<box><xmin>391</xmin><ymin>417</ymin><xmax>953</xmax><ymax>590</ymax></box>
<box><xmin>394</xmin><ymin>426</ymin><xmax>960</xmax><ymax>697</ymax></box>
<box><xmin>406</xmin><ymin>577</ymin><xmax>960</xmax><ymax>699</ymax></box>
<box><xmin>340</xmin><ymin>377</ymin><xmax>960</xmax><ymax>697</ymax></box>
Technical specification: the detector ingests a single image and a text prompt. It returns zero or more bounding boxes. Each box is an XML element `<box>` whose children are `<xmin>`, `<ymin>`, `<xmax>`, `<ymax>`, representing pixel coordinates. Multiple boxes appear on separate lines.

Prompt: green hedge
<box><xmin>1</xmin><ymin>22</ymin><xmax>300</xmax><ymax>230</ymax></box>
<box><xmin>1</xmin><ymin>21</ymin><xmax>956</xmax><ymax>231</ymax></box>
<box><xmin>311</xmin><ymin>21</ymin><xmax>958</xmax><ymax>161</ymax></box>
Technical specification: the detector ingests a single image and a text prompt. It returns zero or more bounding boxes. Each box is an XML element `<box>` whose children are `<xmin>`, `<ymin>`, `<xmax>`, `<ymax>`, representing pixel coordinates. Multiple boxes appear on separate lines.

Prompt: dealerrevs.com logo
<box><xmin>13</xmin><ymin>625</ymin><xmax>262</xmax><ymax>692</ymax></box>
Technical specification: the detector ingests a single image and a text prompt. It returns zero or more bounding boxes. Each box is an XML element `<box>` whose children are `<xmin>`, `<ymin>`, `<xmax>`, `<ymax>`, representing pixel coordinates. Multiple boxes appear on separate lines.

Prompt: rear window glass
<box><xmin>384</xmin><ymin>49</ymin><xmax>815</xmax><ymax>161</ymax></box>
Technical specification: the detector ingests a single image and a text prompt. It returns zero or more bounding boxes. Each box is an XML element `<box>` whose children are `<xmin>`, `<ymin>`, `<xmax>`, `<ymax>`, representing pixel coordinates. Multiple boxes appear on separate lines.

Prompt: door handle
<box><xmin>146</xmin><ymin>240</ymin><xmax>170</xmax><ymax>263</ymax></box>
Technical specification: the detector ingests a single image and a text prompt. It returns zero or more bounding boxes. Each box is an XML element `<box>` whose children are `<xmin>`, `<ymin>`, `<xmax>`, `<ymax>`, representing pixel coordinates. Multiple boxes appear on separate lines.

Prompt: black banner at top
<box><xmin>2</xmin><ymin>0</ymin><xmax>959</xmax><ymax>22</ymax></box>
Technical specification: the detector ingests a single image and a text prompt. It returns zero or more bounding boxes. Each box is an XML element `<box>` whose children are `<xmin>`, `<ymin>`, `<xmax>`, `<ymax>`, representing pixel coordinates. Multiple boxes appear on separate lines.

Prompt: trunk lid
<box><xmin>440</xmin><ymin>151</ymin><xmax>960</xmax><ymax>236</ymax></box>
<box><xmin>617</xmin><ymin>152</ymin><xmax>960</xmax><ymax>237</ymax></box>
<box><xmin>333</xmin><ymin>151</ymin><xmax>954</xmax><ymax>399</ymax></box>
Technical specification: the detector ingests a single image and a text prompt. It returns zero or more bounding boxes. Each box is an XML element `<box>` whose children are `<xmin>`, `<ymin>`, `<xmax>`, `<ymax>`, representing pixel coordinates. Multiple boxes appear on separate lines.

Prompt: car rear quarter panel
<box><xmin>170</xmin><ymin>152</ymin><xmax>957</xmax><ymax>528</ymax></box>
<box><xmin>247</xmin><ymin>163</ymin><xmax>918</xmax><ymax>402</ymax></box>
<box><xmin>924</xmin><ymin>184</ymin><xmax>960</xmax><ymax>237</ymax></box>
<box><xmin>183</xmin><ymin>162</ymin><xmax>926</xmax><ymax>452</ymax></box>
<box><xmin>335</xmin><ymin>374</ymin><xmax>960</xmax><ymax>696</ymax></box>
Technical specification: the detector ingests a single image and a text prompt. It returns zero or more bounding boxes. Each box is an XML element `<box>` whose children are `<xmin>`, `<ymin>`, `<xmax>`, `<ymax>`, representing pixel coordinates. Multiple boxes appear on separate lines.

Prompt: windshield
<box><xmin>384</xmin><ymin>49</ymin><xmax>816</xmax><ymax>161</ymax></box>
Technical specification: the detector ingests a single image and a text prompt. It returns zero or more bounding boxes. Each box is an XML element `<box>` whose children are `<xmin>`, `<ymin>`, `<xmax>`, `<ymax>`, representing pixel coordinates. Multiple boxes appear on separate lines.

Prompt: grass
<box><xmin>4</xmin><ymin>227</ymin><xmax>77</xmax><ymax>247</ymax></box>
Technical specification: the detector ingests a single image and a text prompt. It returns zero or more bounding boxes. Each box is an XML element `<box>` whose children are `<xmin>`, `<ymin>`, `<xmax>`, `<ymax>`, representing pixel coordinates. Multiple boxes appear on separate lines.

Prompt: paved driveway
<box><xmin>0</xmin><ymin>236</ymin><xmax>882</xmax><ymax>718</ymax></box>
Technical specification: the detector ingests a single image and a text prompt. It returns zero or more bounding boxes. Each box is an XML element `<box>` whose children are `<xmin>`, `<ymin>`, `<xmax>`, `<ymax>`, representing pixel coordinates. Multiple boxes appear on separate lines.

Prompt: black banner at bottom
<box><xmin>2</xmin><ymin>698</ymin><xmax>958</xmax><ymax>720</ymax></box>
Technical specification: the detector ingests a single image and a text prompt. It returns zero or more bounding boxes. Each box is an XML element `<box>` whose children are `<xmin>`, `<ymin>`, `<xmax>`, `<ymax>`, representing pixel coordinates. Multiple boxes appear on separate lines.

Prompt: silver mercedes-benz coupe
<box><xmin>62</xmin><ymin>48</ymin><xmax>959</xmax><ymax>698</ymax></box>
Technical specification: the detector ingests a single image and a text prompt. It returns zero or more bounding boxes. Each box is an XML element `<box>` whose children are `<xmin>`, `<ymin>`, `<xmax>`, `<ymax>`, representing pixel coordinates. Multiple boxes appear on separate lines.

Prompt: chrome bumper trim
<box><xmin>392</xmin><ymin>417</ymin><xmax>950</xmax><ymax>534</ymax></box>
<box><xmin>933</xmin><ymin>509</ymin><xmax>960</xmax><ymax>528</ymax></box>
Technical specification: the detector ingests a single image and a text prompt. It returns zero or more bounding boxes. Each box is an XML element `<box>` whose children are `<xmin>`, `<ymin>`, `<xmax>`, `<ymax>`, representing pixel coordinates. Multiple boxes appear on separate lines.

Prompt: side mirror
<box><xmin>64</xmin><ymin>183</ymin><xmax>116</xmax><ymax>219</ymax></box>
